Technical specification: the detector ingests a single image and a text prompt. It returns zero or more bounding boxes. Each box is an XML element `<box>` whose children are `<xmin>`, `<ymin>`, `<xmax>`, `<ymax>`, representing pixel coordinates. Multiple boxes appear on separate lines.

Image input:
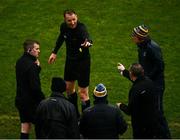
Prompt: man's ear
<box><xmin>27</xmin><ymin>48</ymin><xmax>32</xmax><ymax>53</ymax></box>
<box><xmin>129</xmin><ymin>71</ymin><xmax>134</xmax><ymax>81</ymax></box>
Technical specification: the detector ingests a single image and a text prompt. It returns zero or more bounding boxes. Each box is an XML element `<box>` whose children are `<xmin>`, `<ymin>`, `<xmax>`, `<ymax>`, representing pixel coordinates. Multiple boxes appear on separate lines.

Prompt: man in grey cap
<box><xmin>35</xmin><ymin>77</ymin><xmax>80</xmax><ymax>139</ymax></box>
<box><xmin>79</xmin><ymin>83</ymin><xmax>127</xmax><ymax>139</ymax></box>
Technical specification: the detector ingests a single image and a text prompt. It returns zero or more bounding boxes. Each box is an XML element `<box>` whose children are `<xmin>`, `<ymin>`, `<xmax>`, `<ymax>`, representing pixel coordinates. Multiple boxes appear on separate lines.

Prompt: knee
<box><xmin>21</xmin><ymin>123</ymin><xmax>31</xmax><ymax>133</ymax></box>
<box><xmin>79</xmin><ymin>88</ymin><xmax>89</xmax><ymax>101</ymax></box>
<box><xmin>66</xmin><ymin>81</ymin><xmax>75</xmax><ymax>94</ymax></box>
<box><xmin>66</xmin><ymin>87</ymin><xmax>75</xmax><ymax>94</ymax></box>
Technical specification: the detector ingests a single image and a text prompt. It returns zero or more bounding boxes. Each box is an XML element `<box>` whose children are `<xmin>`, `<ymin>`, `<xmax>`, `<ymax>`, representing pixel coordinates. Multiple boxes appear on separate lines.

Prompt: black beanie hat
<box><xmin>51</xmin><ymin>77</ymin><xmax>66</xmax><ymax>93</ymax></box>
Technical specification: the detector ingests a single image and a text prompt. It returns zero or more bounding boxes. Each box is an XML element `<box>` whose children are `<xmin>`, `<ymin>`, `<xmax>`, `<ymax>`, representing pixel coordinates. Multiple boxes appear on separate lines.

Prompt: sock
<box><xmin>68</xmin><ymin>92</ymin><xmax>80</xmax><ymax>118</ymax></box>
<box><xmin>20</xmin><ymin>133</ymin><xmax>29</xmax><ymax>139</ymax></box>
<box><xmin>81</xmin><ymin>99</ymin><xmax>90</xmax><ymax>112</ymax></box>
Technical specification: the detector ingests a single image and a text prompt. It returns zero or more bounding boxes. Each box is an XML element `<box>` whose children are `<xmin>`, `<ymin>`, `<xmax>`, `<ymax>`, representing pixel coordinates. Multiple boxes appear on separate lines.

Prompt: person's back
<box><xmin>35</xmin><ymin>77</ymin><xmax>80</xmax><ymax>139</ymax></box>
<box><xmin>117</xmin><ymin>63</ymin><xmax>170</xmax><ymax>138</ymax></box>
<box><xmin>130</xmin><ymin>76</ymin><xmax>163</xmax><ymax>138</ymax></box>
<box><xmin>80</xmin><ymin>84</ymin><xmax>127</xmax><ymax>139</ymax></box>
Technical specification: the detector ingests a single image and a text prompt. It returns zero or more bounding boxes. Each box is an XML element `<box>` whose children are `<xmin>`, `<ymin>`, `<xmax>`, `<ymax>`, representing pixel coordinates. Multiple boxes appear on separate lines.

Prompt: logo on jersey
<box><xmin>64</xmin><ymin>35</ymin><xmax>67</xmax><ymax>39</ymax></box>
<box><xmin>143</xmin><ymin>52</ymin><xmax>146</xmax><ymax>57</ymax></box>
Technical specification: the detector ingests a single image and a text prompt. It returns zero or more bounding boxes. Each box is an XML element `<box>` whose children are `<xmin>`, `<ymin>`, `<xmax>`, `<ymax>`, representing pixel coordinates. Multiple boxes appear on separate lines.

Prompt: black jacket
<box><xmin>35</xmin><ymin>92</ymin><xmax>80</xmax><ymax>139</ymax></box>
<box><xmin>15</xmin><ymin>53</ymin><xmax>45</xmax><ymax>111</ymax></box>
<box><xmin>120</xmin><ymin>76</ymin><xmax>168</xmax><ymax>138</ymax></box>
<box><xmin>79</xmin><ymin>98</ymin><xmax>127</xmax><ymax>139</ymax></box>
<box><xmin>137</xmin><ymin>38</ymin><xmax>165</xmax><ymax>88</ymax></box>
<box><xmin>53</xmin><ymin>21</ymin><xmax>92</xmax><ymax>60</ymax></box>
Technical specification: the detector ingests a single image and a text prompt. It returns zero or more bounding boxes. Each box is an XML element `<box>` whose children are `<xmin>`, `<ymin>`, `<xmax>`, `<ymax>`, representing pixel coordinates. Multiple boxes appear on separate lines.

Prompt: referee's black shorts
<box><xmin>16</xmin><ymin>102</ymin><xmax>37</xmax><ymax>124</ymax></box>
<box><xmin>64</xmin><ymin>58</ymin><xmax>90</xmax><ymax>88</ymax></box>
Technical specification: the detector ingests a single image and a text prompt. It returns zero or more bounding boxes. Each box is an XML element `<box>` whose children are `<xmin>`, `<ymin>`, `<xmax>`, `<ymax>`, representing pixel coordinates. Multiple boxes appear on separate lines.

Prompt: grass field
<box><xmin>0</xmin><ymin>0</ymin><xmax>179</xmax><ymax>138</ymax></box>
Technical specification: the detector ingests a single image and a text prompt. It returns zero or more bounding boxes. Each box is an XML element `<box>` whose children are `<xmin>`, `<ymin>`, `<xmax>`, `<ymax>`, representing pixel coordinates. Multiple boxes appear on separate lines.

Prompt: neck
<box><xmin>94</xmin><ymin>97</ymin><xmax>108</xmax><ymax>104</ymax></box>
<box><xmin>130</xmin><ymin>75</ymin><xmax>137</xmax><ymax>81</ymax></box>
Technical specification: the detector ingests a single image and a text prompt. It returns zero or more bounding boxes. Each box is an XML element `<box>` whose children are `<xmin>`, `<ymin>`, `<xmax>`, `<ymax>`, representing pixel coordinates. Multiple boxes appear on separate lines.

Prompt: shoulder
<box><xmin>60</xmin><ymin>22</ymin><xmax>67</xmax><ymax>31</ymax></box>
<box><xmin>56</xmin><ymin>97</ymin><xmax>76</xmax><ymax>110</ymax></box>
<box><xmin>83</xmin><ymin>106</ymin><xmax>94</xmax><ymax>114</ymax></box>
<box><xmin>145</xmin><ymin>41</ymin><xmax>162</xmax><ymax>58</ymax></box>
<box><xmin>16</xmin><ymin>54</ymin><xmax>35</xmax><ymax>71</ymax></box>
<box><xmin>108</xmin><ymin>104</ymin><xmax>118</xmax><ymax>109</ymax></box>
<box><xmin>147</xmin><ymin>40</ymin><xmax>161</xmax><ymax>51</ymax></box>
<box><xmin>77</xmin><ymin>22</ymin><xmax>87</xmax><ymax>29</ymax></box>
<box><xmin>16</xmin><ymin>54</ymin><xmax>32</xmax><ymax>63</ymax></box>
<box><xmin>37</xmin><ymin>98</ymin><xmax>50</xmax><ymax>108</ymax></box>
<box><xmin>137</xmin><ymin>77</ymin><xmax>153</xmax><ymax>86</ymax></box>
<box><xmin>134</xmin><ymin>77</ymin><xmax>154</xmax><ymax>93</ymax></box>
<box><xmin>60</xmin><ymin>22</ymin><xmax>66</xmax><ymax>27</ymax></box>
<box><xmin>39</xmin><ymin>97</ymin><xmax>69</xmax><ymax>107</ymax></box>
<box><xmin>150</xmin><ymin>40</ymin><xmax>159</xmax><ymax>47</ymax></box>
<box><xmin>78</xmin><ymin>21</ymin><xmax>85</xmax><ymax>26</ymax></box>
<box><xmin>142</xmin><ymin>77</ymin><xmax>154</xmax><ymax>87</ymax></box>
<box><xmin>108</xmin><ymin>104</ymin><xmax>122</xmax><ymax>114</ymax></box>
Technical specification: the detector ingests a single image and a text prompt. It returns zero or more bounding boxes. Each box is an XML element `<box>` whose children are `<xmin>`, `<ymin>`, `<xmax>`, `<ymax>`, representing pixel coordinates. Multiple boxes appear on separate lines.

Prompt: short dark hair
<box><xmin>63</xmin><ymin>9</ymin><xmax>76</xmax><ymax>17</ymax></box>
<box><xmin>129</xmin><ymin>63</ymin><xmax>144</xmax><ymax>77</ymax></box>
<box><xmin>23</xmin><ymin>39</ymin><xmax>39</xmax><ymax>52</ymax></box>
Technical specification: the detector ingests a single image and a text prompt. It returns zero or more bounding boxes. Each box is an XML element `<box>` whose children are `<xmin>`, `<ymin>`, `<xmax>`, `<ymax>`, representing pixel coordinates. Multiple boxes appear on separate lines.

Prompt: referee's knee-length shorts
<box><xmin>64</xmin><ymin>58</ymin><xmax>90</xmax><ymax>88</ymax></box>
<box><xmin>15</xmin><ymin>102</ymin><xmax>37</xmax><ymax>124</ymax></box>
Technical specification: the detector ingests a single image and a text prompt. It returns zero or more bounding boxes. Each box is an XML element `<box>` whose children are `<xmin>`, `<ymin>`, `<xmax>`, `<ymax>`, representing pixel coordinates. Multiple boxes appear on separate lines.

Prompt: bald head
<box><xmin>129</xmin><ymin>63</ymin><xmax>144</xmax><ymax>80</ymax></box>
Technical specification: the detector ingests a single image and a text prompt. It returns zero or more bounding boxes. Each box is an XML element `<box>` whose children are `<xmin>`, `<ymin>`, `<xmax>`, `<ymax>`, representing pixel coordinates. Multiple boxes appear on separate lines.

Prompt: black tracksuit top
<box><xmin>79</xmin><ymin>99</ymin><xmax>127</xmax><ymax>139</ymax></box>
<box><xmin>53</xmin><ymin>21</ymin><xmax>92</xmax><ymax>60</ymax></box>
<box><xmin>137</xmin><ymin>38</ymin><xmax>164</xmax><ymax>87</ymax></box>
<box><xmin>35</xmin><ymin>92</ymin><xmax>80</xmax><ymax>139</ymax></box>
<box><xmin>15</xmin><ymin>53</ymin><xmax>45</xmax><ymax>108</ymax></box>
<box><xmin>120</xmin><ymin>76</ymin><xmax>167</xmax><ymax>138</ymax></box>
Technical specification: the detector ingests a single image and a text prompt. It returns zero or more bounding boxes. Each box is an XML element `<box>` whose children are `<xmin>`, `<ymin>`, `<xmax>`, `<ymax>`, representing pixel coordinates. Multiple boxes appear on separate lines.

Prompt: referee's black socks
<box><xmin>81</xmin><ymin>100</ymin><xmax>90</xmax><ymax>112</ymax></box>
<box><xmin>20</xmin><ymin>133</ymin><xmax>29</xmax><ymax>139</ymax></box>
<box><xmin>68</xmin><ymin>92</ymin><xmax>80</xmax><ymax>118</ymax></box>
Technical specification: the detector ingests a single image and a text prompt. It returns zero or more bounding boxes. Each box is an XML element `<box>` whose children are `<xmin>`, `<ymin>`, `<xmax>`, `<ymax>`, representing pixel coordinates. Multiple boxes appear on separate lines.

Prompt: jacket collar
<box><xmin>133</xmin><ymin>76</ymin><xmax>145</xmax><ymax>85</ymax></box>
<box><xmin>50</xmin><ymin>92</ymin><xmax>66</xmax><ymax>98</ymax></box>
<box><xmin>137</xmin><ymin>38</ymin><xmax>151</xmax><ymax>48</ymax></box>
<box><xmin>93</xmin><ymin>97</ymin><xmax>108</xmax><ymax>105</ymax></box>
<box><xmin>24</xmin><ymin>52</ymin><xmax>37</xmax><ymax>61</ymax></box>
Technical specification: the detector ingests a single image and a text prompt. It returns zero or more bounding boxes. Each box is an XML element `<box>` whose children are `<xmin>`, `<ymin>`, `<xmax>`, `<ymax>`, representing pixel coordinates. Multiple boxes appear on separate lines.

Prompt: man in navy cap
<box><xmin>79</xmin><ymin>83</ymin><xmax>127</xmax><ymax>139</ymax></box>
<box><xmin>35</xmin><ymin>77</ymin><xmax>80</xmax><ymax>139</ymax></box>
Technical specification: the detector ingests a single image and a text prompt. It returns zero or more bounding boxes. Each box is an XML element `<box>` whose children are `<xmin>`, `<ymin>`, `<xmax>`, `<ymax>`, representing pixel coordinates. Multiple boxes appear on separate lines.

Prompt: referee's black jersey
<box><xmin>53</xmin><ymin>21</ymin><xmax>92</xmax><ymax>60</ymax></box>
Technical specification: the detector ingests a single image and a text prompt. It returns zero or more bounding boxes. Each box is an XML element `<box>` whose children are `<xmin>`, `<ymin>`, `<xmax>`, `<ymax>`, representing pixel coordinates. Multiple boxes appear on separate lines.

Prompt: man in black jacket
<box><xmin>15</xmin><ymin>39</ymin><xmax>45</xmax><ymax>139</ymax></box>
<box><xmin>118</xmin><ymin>25</ymin><xmax>165</xmax><ymax>113</ymax></box>
<box><xmin>35</xmin><ymin>77</ymin><xmax>80</xmax><ymax>139</ymax></box>
<box><xmin>79</xmin><ymin>83</ymin><xmax>127</xmax><ymax>139</ymax></box>
<box><xmin>117</xmin><ymin>63</ymin><xmax>170</xmax><ymax>138</ymax></box>
<box><xmin>48</xmin><ymin>9</ymin><xmax>93</xmax><ymax>118</ymax></box>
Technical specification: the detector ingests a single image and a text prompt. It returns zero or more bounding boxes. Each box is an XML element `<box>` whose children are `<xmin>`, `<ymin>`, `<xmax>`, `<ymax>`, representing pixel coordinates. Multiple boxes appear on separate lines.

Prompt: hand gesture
<box><xmin>117</xmin><ymin>63</ymin><xmax>125</xmax><ymax>75</ymax></box>
<box><xmin>81</xmin><ymin>39</ymin><xmax>92</xmax><ymax>47</ymax></box>
<box><xmin>35</xmin><ymin>59</ymin><xmax>40</xmax><ymax>66</ymax></box>
<box><xmin>48</xmin><ymin>53</ymin><xmax>57</xmax><ymax>64</ymax></box>
<box><xmin>116</xmin><ymin>102</ymin><xmax>122</xmax><ymax>108</ymax></box>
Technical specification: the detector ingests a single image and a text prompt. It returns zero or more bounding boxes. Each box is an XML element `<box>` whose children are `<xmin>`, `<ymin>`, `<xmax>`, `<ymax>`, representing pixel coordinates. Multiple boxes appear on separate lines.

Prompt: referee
<box><xmin>48</xmin><ymin>9</ymin><xmax>92</xmax><ymax>118</ymax></box>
